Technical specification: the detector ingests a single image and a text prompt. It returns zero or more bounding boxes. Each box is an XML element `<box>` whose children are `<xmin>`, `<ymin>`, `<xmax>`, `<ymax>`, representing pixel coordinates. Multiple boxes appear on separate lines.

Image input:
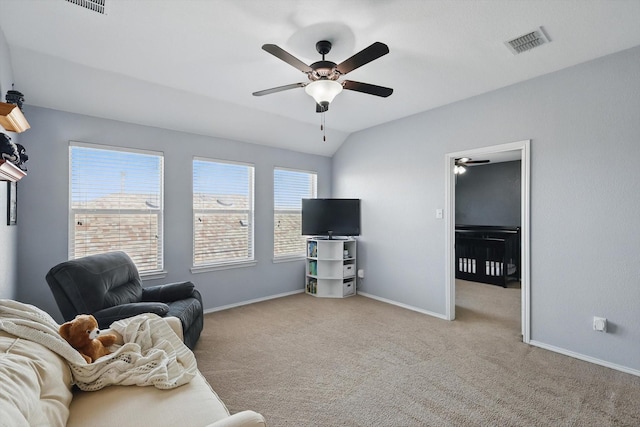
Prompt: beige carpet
<box><xmin>194</xmin><ymin>281</ymin><xmax>640</xmax><ymax>426</ymax></box>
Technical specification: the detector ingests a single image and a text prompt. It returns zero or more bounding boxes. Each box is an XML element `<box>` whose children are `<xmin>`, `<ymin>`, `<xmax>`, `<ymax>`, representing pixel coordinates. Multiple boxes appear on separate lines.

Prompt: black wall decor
<box><xmin>7</xmin><ymin>181</ymin><xmax>17</xmax><ymax>225</ymax></box>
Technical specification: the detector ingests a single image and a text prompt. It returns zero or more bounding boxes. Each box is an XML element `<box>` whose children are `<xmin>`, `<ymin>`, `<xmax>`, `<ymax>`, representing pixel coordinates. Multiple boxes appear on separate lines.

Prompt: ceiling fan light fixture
<box><xmin>454</xmin><ymin>165</ymin><xmax>466</xmax><ymax>175</ymax></box>
<box><xmin>305</xmin><ymin>79</ymin><xmax>343</xmax><ymax>107</ymax></box>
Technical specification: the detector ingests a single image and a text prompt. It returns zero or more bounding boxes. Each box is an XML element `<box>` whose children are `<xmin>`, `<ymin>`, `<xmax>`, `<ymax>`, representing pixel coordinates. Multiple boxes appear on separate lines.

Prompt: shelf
<box><xmin>305</xmin><ymin>238</ymin><xmax>357</xmax><ymax>298</ymax></box>
<box><xmin>0</xmin><ymin>102</ymin><xmax>30</xmax><ymax>133</ymax></box>
<box><xmin>0</xmin><ymin>160</ymin><xmax>26</xmax><ymax>182</ymax></box>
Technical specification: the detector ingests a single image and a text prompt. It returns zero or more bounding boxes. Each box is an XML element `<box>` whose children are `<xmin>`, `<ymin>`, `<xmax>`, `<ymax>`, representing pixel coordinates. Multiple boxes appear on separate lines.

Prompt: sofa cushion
<box><xmin>0</xmin><ymin>331</ymin><xmax>73</xmax><ymax>427</ymax></box>
<box><xmin>67</xmin><ymin>371</ymin><xmax>230</xmax><ymax>427</ymax></box>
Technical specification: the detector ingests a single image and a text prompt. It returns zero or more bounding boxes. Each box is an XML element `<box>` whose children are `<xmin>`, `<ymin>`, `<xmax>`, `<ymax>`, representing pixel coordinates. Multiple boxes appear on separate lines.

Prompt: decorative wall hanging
<box><xmin>7</xmin><ymin>181</ymin><xmax>17</xmax><ymax>225</ymax></box>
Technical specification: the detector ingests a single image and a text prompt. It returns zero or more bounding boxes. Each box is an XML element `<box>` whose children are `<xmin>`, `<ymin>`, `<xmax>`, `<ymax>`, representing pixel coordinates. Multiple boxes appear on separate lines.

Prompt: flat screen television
<box><xmin>301</xmin><ymin>198</ymin><xmax>361</xmax><ymax>238</ymax></box>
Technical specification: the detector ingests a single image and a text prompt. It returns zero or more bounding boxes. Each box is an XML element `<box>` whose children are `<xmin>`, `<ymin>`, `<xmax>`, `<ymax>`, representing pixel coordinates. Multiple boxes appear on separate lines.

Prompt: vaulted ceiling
<box><xmin>1</xmin><ymin>0</ymin><xmax>639</xmax><ymax>156</ymax></box>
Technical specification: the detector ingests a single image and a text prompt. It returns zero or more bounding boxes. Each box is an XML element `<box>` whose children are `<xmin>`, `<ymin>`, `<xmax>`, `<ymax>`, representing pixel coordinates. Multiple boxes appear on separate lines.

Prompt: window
<box><xmin>69</xmin><ymin>142</ymin><xmax>164</xmax><ymax>274</ymax></box>
<box><xmin>193</xmin><ymin>158</ymin><xmax>254</xmax><ymax>268</ymax></box>
<box><xmin>274</xmin><ymin>168</ymin><xmax>317</xmax><ymax>259</ymax></box>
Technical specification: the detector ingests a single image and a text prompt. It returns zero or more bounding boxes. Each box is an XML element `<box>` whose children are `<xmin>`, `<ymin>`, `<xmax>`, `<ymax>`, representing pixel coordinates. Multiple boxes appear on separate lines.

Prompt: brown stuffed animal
<box><xmin>59</xmin><ymin>314</ymin><xmax>118</xmax><ymax>363</ymax></box>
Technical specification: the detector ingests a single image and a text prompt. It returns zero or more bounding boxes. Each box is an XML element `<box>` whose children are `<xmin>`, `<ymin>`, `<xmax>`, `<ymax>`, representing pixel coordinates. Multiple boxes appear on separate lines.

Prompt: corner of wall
<box><xmin>0</xmin><ymin>22</ymin><xmax>18</xmax><ymax>300</ymax></box>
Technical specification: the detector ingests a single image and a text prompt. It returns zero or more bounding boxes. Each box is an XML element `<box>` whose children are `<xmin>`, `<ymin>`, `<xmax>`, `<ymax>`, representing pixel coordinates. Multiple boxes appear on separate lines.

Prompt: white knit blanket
<box><xmin>0</xmin><ymin>299</ymin><xmax>196</xmax><ymax>391</ymax></box>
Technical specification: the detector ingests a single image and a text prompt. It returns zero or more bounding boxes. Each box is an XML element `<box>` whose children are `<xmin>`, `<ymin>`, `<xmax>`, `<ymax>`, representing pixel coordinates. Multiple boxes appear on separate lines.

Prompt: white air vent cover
<box><xmin>65</xmin><ymin>0</ymin><xmax>106</xmax><ymax>15</ymax></box>
<box><xmin>505</xmin><ymin>27</ymin><xmax>550</xmax><ymax>55</ymax></box>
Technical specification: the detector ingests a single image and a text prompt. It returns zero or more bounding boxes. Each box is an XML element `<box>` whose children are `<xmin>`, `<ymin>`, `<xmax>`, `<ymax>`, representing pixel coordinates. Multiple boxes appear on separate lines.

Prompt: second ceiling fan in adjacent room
<box><xmin>454</xmin><ymin>157</ymin><xmax>490</xmax><ymax>174</ymax></box>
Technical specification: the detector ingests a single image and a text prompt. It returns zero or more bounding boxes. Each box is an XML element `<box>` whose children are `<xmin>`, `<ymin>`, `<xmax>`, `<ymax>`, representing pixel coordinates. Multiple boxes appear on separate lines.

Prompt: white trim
<box><xmin>445</xmin><ymin>140</ymin><xmax>531</xmax><ymax>342</ymax></box>
<box><xmin>444</xmin><ymin>154</ymin><xmax>455</xmax><ymax>320</ymax></box>
<box><xmin>70</xmin><ymin>140</ymin><xmax>163</xmax><ymax>157</ymax></box>
<box><xmin>140</xmin><ymin>270</ymin><xmax>168</xmax><ymax>280</ymax></box>
<box><xmin>529</xmin><ymin>340</ymin><xmax>640</xmax><ymax>377</ymax></box>
<box><xmin>203</xmin><ymin>289</ymin><xmax>305</xmax><ymax>313</ymax></box>
<box><xmin>274</xmin><ymin>165</ymin><xmax>318</xmax><ymax>175</ymax></box>
<box><xmin>521</xmin><ymin>141</ymin><xmax>531</xmax><ymax>343</ymax></box>
<box><xmin>191</xmin><ymin>260</ymin><xmax>257</xmax><ymax>273</ymax></box>
<box><xmin>193</xmin><ymin>155</ymin><xmax>255</xmax><ymax>168</ymax></box>
<box><xmin>358</xmin><ymin>292</ymin><xmax>449</xmax><ymax>320</ymax></box>
<box><xmin>272</xmin><ymin>255</ymin><xmax>305</xmax><ymax>264</ymax></box>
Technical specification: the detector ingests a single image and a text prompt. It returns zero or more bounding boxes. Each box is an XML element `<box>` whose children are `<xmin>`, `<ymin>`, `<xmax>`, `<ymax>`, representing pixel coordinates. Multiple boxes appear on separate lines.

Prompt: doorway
<box><xmin>444</xmin><ymin>140</ymin><xmax>531</xmax><ymax>343</ymax></box>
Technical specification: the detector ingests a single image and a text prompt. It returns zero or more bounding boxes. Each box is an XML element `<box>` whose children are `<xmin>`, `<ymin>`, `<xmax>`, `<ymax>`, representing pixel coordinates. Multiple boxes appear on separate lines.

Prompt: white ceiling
<box><xmin>1</xmin><ymin>0</ymin><xmax>640</xmax><ymax>157</ymax></box>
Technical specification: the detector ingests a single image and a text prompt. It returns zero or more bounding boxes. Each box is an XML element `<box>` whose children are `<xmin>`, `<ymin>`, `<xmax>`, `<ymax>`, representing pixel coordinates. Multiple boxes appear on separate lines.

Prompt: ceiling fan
<box><xmin>454</xmin><ymin>157</ymin><xmax>490</xmax><ymax>174</ymax></box>
<box><xmin>252</xmin><ymin>40</ymin><xmax>393</xmax><ymax>112</ymax></box>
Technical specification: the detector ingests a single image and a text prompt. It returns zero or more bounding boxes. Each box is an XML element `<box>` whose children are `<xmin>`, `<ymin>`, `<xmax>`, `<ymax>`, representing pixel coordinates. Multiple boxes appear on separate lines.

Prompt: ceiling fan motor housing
<box><xmin>309</xmin><ymin>61</ymin><xmax>340</xmax><ymax>80</ymax></box>
<box><xmin>315</xmin><ymin>40</ymin><xmax>332</xmax><ymax>56</ymax></box>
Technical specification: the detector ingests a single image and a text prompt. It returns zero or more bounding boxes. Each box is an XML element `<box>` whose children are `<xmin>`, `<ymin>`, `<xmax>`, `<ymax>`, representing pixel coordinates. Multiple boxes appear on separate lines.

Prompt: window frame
<box><xmin>68</xmin><ymin>141</ymin><xmax>165</xmax><ymax>277</ymax></box>
<box><xmin>191</xmin><ymin>156</ymin><xmax>256</xmax><ymax>273</ymax></box>
<box><xmin>273</xmin><ymin>166</ymin><xmax>318</xmax><ymax>262</ymax></box>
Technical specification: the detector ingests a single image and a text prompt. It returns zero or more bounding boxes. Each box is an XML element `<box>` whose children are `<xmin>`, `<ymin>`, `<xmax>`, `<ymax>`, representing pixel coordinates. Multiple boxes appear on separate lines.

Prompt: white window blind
<box><xmin>69</xmin><ymin>143</ymin><xmax>164</xmax><ymax>274</ymax></box>
<box><xmin>193</xmin><ymin>158</ymin><xmax>254</xmax><ymax>267</ymax></box>
<box><xmin>274</xmin><ymin>168</ymin><xmax>317</xmax><ymax>258</ymax></box>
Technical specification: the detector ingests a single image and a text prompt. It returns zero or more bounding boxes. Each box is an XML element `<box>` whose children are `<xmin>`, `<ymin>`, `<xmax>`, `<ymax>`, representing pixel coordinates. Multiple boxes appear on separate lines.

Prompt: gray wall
<box><xmin>0</xmin><ymin>25</ymin><xmax>18</xmax><ymax>299</ymax></box>
<box><xmin>333</xmin><ymin>46</ymin><xmax>640</xmax><ymax>372</ymax></box>
<box><xmin>455</xmin><ymin>161</ymin><xmax>521</xmax><ymax>226</ymax></box>
<box><xmin>17</xmin><ymin>107</ymin><xmax>331</xmax><ymax>321</ymax></box>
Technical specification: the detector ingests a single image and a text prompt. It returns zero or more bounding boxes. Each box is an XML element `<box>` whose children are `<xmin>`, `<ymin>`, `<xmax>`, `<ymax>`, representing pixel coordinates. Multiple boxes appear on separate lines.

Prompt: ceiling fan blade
<box><xmin>252</xmin><ymin>82</ymin><xmax>306</xmax><ymax>96</ymax></box>
<box><xmin>465</xmin><ymin>160</ymin><xmax>490</xmax><ymax>164</ymax></box>
<box><xmin>262</xmin><ymin>44</ymin><xmax>313</xmax><ymax>73</ymax></box>
<box><xmin>336</xmin><ymin>42</ymin><xmax>389</xmax><ymax>75</ymax></box>
<box><xmin>342</xmin><ymin>80</ymin><xmax>393</xmax><ymax>97</ymax></box>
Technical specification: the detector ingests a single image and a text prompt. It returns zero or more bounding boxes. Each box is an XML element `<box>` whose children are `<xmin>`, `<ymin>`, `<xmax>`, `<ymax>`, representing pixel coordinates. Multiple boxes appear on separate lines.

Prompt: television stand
<box><xmin>305</xmin><ymin>237</ymin><xmax>357</xmax><ymax>298</ymax></box>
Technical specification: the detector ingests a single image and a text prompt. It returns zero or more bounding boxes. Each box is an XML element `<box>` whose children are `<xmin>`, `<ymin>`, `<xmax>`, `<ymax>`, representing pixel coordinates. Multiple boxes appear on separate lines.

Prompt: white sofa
<box><xmin>0</xmin><ymin>315</ymin><xmax>266</xmax><ymax>427</ymax></box>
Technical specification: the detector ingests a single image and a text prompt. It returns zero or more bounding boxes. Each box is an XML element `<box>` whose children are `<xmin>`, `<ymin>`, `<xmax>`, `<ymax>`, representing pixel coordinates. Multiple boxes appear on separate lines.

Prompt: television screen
<box><xmin>301</xmin><ymin>198</ymin><xmax>361</xmax><ymax>237</ymax></box>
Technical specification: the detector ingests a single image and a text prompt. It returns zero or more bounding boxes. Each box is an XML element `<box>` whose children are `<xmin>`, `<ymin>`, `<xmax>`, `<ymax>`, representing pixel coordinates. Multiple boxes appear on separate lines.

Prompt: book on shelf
<box><xmin>308</xmin><ymin>241</ymin><xmax>317</xmax><ymax>257</ymax></box>
<box><xmin>306</xmin><ymin>278</ymin><xmax>317</xmax><ymax>294</ymax></box>
<box><xmin>308</xmin><ymin>260</ymin><xmax>317</xmax><ymax>276</ymax></box>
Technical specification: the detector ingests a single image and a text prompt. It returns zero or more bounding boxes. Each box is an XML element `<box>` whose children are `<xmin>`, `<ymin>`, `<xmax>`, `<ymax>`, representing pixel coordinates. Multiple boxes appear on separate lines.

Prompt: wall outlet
<box><xmin>593</xmin><ymin>316</ymin><xmax>607</xmax><ymax>332</ymax></box>
<box><xmin>357</xmin><ymin>269</ymin><xmax>365</xmax><ymax>279</ymax></box>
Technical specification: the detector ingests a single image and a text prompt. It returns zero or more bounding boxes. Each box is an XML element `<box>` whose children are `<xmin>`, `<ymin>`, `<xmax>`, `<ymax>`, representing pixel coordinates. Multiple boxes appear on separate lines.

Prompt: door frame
<box><xmin>444</xmin><ymin>140</ymin><xmax>531</xmax><ymax>343</ymax></box>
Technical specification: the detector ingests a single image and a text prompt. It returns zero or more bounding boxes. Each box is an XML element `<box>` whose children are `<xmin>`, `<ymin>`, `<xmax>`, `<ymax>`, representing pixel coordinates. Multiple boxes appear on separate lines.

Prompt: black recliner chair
<box><xmin>46</xmin><ymin>251</ymin><xmax>203</xmax><ymax>349</ymax></box>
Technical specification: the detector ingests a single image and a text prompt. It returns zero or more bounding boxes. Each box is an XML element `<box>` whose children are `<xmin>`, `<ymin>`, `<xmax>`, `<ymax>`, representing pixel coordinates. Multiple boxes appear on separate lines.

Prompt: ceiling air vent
<box><xmin>65</xmin><ymin>0</ymin><xmax>106</xmax><ymax>15</ymax></box>
<box><xmin>505</xmin><ymin>27</ymin><xmax>550</xmax><ymax>55</ymax></box>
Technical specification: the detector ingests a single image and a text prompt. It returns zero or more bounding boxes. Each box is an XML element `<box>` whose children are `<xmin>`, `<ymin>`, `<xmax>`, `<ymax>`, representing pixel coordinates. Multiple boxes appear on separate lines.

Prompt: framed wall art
<box><xmin>7</xmin><ymin>181</ymin><xmax>17</xmax><ymax>225</ymax></box>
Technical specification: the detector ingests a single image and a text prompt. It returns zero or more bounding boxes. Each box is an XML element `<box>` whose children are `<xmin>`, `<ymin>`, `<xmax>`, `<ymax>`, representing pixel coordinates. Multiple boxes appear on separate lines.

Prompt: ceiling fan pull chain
<box><xmin>322</xmin><ymin>112</ymin><xmax>326</xmax><ymax>142</ymax></box>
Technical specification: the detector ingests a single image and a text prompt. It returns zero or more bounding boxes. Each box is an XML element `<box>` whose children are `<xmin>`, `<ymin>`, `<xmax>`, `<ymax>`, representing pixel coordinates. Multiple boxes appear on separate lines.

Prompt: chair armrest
<box><xmin>141</xmin><ymin>281</ymin><xmax>196</xmax><ymax>303</ymax></box>
<box><xmin>93</xmin><ymin>302</ymin><xmax>169</xmax><ymax>328</ymax></box>
<box><xmin>205</xmin><ymin>411</ymin><xmax>266</xmax><ymax>427</ymax></box>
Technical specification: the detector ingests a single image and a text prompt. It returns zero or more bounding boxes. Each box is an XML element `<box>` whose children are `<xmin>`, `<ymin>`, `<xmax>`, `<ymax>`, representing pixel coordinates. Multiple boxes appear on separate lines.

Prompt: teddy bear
<box><xmin>59</xmin><ymin>314</ymin><xmax>118</xmax><ymax>363</ymax></box>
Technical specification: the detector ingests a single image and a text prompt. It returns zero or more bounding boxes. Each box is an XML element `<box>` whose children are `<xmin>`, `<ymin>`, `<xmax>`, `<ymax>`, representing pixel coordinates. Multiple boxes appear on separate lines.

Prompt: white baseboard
<box><xmin>529</xmin><ymin>340</ymin><xmax>640</xmax><ymax>377</ymax></box>
<box><xmin>203</xmin><ymin>289</ymin><xmax>304</xmax><ymax>314</ymax></box>
<box><xmin>357</xmin><ymin>291</ymin><xmax>449</xmax><ymax>320</ymax></box>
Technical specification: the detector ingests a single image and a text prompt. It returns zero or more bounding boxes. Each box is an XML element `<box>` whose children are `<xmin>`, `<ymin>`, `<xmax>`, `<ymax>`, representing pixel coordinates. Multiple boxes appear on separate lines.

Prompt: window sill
<box><xmin>191</xmin><ymin>260</ymin><xmax>257</xmax><ymax>273</ymax></box>
<box><xmin>272</xmin><ymin>255</ymin><xmax>305</xmax><ymax>264</ymax></box>
<box><xmin>140</xmin><ymin>270</ymin><xmax>168</xmax><ymax>280</ymax></box>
